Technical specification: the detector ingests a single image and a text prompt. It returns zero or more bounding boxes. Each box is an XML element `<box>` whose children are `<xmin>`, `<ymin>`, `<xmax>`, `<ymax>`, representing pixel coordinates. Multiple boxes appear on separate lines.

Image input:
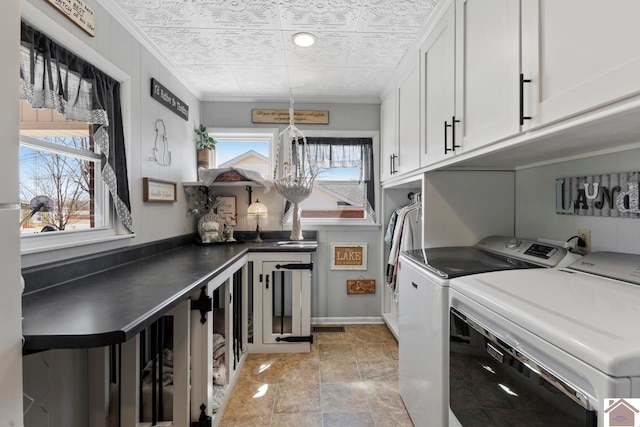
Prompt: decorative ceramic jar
<box><xmin>197</xmin><ymin>211</ymin><xmax>226</xmax><ymax>243</ymax></box>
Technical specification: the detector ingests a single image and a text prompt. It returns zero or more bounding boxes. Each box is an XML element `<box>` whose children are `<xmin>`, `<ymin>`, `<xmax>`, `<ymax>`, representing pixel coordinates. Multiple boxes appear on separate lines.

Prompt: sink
<box><xmin>274</xmin><ymin>241</ymin><xmax>317</xmax><ymax>248</ymax></box>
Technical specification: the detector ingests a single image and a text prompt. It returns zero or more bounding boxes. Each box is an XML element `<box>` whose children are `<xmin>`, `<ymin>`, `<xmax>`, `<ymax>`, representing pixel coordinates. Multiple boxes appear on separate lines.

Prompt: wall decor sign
<box><xmin>215</xmin><ymin>196</ymin><xmax>237</xmax><ymax>223</ymax></box>
<box><xmin>150</xmin><ymin>78</ymin><xmax>189</xmax><ymax>121</ymax></box>
<box><xmin>45</xmin><ymin>0</ymin><xmax>95</xmax><ymax>36</ymax></box>
<box><xmin>143</xmin><ymin>178</ymin><xmax>177</xmax><ymax>203</ymax></box>
<box><xmin>556</xmin><ymin>172</ymin><xmax>640</xmax><ymax>218</ymax></box>
<box><xmin>252</xmin><ymin>109</ymin><xmax>329</xmax><ymax>124</ymax></box>
<box><xmin>346</xmin><ymin>278</ymin><xmax>375</xmax><ymax>294</ymax></box>
<box><xmin>331</xmin><ymin>243</ymin><xmax>367</xmax><ymax>270</ymax></box>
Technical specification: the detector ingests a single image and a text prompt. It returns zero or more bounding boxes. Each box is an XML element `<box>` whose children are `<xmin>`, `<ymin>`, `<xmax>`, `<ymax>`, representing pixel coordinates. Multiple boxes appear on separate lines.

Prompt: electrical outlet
<box><xmin>577</xmin><ymin>229</ymin><xmax>591</xmax><ymax>252</ymax></box>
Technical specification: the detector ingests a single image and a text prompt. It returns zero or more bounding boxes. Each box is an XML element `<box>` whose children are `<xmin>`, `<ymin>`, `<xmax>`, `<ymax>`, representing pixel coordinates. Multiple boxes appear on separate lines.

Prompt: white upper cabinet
<box><xmin>521</xmin><ymin>0</ymin><xmax>640</xmax><ymax>129</ymax></box>
<box><xmin>380</xmin><ymin>89</ymin><xmax>397</xmax><ymax>181</ymax></box>
<box><xmin>381</xmin><ymin>52</ymin><xmax>421</xmax><ymax>181</ymax></box>
<box><xmin>421</xmin><ymin>2</ymin><xmax>456</xmax><ymax>166</ymax></box>
<box><xmin>397</xmin><ymin>52</ymin><xmax>421</xmax><ymax>175</ymax></box>
<box><xmin>455</xmin><ymin>0</ymin><xmax>521</xmax><ymax>152</ymax></box>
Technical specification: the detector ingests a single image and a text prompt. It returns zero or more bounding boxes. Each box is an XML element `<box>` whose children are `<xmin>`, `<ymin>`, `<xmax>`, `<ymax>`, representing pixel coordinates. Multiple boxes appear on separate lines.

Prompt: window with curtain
<box><xmin>287</xmin><ymin>137</ymin><xmax>376</xmax><ymax>223</ymax></box>
<box><xmin>19</xmin><ymin>21</ymin><xmax>133</xmax><ymax>234</ymax></box>
<box><xmin>19</xmin><ymin>99</ymin><xmax>107</xmax><ymax>234</ymax></box>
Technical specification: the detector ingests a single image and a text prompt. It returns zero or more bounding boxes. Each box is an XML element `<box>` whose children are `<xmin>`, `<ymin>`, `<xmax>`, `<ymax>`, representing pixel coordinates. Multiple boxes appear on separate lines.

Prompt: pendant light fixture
<box><xmin>273</xmin><ymin>96</ymin><xmax>317</xmax><ymax>240</ymax></box>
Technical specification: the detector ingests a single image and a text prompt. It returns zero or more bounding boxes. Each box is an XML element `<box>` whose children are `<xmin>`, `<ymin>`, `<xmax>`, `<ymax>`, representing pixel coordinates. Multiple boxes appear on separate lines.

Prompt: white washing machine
<box><xmin>397</xmin><ymin>236</ymin><xmax>579</xmax><ymax>427</ymax></box>
<box><xmin>449</xmin><ymin>252</ymin><xmax>640</xmax><ymax>427</ymax></box>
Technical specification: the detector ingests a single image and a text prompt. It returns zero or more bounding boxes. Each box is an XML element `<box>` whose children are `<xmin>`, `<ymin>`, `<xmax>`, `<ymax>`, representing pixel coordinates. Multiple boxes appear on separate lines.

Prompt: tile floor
<box><xmin>219</xmin><ymin>324</ymin><xmax>414</xmax><ymax>427</ymax></box>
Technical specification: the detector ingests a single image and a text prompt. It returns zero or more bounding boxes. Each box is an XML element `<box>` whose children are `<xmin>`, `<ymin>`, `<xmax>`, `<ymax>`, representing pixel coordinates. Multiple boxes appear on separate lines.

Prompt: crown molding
<box><xmin>200</xmin><ymin>94</ymin><xmax>382</xmax><ymax>104</ymax></box>
<box><xmin>95</xmin><ymin>0</ymin><xmax>203</xmax><ymax>100</ymax></box>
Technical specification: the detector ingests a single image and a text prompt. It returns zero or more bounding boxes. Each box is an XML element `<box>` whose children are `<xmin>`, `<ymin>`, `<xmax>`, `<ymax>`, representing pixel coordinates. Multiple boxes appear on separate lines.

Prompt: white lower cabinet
<box><xmin>190</xmin><ymin>256</ymin><xmax>246</xmax><ymax>426</ymax></box>
<box><xmin>247</xmin><ymin>252</ymin><xmax>313</xmax><ymax>353</ymax></box>
<box><xmin>113</xmin><ymin>257</ymin><xmax>247</xmax><ymax>427</ymax></box>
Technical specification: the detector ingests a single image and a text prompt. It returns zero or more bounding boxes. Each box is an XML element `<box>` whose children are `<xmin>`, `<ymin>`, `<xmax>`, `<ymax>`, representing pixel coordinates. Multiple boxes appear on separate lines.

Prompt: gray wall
<box><xmin>21</xmin><ymin>0</ymin><xmax>202</xmax><ymax>268</ymax></box>
<box><xmin>202</xmin><ymin>100</ymin><xmax>383</xmax><ymax>320</ymax></box>
<box><xmin>20</xmin><ymin>1</ymin><xmax>201</xmax><ymax>426</ymax></box>
<box><xmin>202</xmin><ymin>101</ymin><xmax>380</xmax><ymax>132</ymax></box>
<box><xmin>516</xmin><ymin>147</ymin><xmax>640</xmax><ymax>254</ymax></box>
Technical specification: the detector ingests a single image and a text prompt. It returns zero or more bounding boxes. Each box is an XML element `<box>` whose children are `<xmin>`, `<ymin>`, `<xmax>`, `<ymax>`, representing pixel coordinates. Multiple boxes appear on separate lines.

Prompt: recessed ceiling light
<box><xmin>292</xmin><ymin>32</ymin><xmax>317</xmax><ymax>48</ymax></box>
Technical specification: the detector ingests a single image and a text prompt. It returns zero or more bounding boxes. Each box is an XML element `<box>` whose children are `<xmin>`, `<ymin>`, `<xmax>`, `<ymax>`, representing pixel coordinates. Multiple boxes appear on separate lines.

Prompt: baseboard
<box><xmin>311</xmin><ymin>316</ymin><xmax>384</xmax><ymax>325</ymax></box>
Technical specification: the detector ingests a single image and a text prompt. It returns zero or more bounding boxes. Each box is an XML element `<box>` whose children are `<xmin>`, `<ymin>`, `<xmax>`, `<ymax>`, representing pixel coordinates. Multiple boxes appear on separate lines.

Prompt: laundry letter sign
<box><xmin>331</xmin><ymin>243</ymin><xmax>367</xmax><ymax>270</ymax></box>
<box><xmin>556</xmin><ymin>172</ymin><xmax>640</xmax><ymax>218</ymax></box>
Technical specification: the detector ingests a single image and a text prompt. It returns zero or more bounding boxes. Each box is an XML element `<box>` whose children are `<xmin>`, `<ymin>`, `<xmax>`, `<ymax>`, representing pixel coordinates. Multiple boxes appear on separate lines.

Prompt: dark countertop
<box><xmin>22</xmin><ymin>241</ymin><xmax>316</xmax><ymax>352</ymax></box>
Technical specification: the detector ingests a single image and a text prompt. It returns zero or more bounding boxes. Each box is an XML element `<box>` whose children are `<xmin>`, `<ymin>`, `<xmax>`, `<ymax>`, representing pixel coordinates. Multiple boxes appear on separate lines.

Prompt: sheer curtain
<box><xmin>19</xmin><ymin>21</ymin><xmax>133</xmax><ymax>233</ymax></box>
<box><xmin>289</xmin><ymin>137</ymin><xmax>376</xmax><ymax>222</ymax></box>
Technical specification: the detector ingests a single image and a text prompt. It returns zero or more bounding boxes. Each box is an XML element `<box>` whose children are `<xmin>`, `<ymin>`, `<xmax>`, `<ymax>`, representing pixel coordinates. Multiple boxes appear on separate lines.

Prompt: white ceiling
<box><xmin>107</xmin><ymin>0</ymin><xmax>438</xmax><ymax>102</ymax></box>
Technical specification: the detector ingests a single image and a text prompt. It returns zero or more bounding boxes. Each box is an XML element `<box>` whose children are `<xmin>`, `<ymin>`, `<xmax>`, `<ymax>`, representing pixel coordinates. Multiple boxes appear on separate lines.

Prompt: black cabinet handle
<box><xmin>412</xmin><ymin>282</ymin><xmax>418</xmax><ymax>289</ymax></box>
<box><xmin>389</xmin><ymin>154</ymin><xmax>393</xmax><ymax>175</ymax></box>
<box><xmin>275</xmin><ymin>263</ymin><xmax>313</xmax><ymax>271</ymax></box>
<box><xmin>265</xmin><ymin>275</ymin><xmax>269</xmax><ymax>289</ymax></box>
<box><xmin>520</xmin><ymin>73</ymin><xmax>532</xmax><ymax>126</ymax></box>
<box><xmin>451</xmin><ymin>116</ymin><xmax>460</xmax><ymax>151</ymax></box>
<box><xmin>444</xmin><ymin>120</ymin><xmax>451</xmax><ymax>154</ymax></box>
<box><xmin>445</xmin><ymin>117</ymin><xmax>461</xmax><ymax>154</ymax></box>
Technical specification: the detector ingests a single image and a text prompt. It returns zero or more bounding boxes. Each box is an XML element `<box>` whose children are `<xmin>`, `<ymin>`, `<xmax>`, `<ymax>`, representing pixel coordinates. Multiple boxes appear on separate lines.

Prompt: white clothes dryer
<box><xmin>449</xmin><ymin>252</ymin><xmax>640</xmax><ymax>427</ymax></box>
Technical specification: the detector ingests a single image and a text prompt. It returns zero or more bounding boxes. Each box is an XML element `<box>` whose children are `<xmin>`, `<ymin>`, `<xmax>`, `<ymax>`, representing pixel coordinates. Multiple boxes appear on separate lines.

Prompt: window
<box><xmin>20</xmin><ymin>21</ymin><xmax>133</xmax><ymax>247</ymax></box>
<box><xmin>211</xmin><ymin>130</ymin><xmax>277</xmax><ymax>178</ymax></box>
<box><xmin>291</xmin><ymin>135</ymin><xmax>377</xmax><ymax>223</ymax></box>
<box><xmin>19</xmin><ymin>100</ymin><xmax>108</xmax><ymax>235</ymax></box>
<box><xmin>301</xmin><ymin>167</ymin><xmax>366</xmax><ymax>219</ymax></box>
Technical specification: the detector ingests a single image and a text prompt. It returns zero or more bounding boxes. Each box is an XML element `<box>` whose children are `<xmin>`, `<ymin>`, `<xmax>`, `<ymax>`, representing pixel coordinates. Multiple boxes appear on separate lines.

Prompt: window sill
<box><xmin>21</xmin><ymin>230</ymin><xmax>136</xmax><ymax>268</ymax></box>
<box><xmin>283</xmin><ymin>222</ymin><xmax>381</xmax><ymax>231</ymax></box>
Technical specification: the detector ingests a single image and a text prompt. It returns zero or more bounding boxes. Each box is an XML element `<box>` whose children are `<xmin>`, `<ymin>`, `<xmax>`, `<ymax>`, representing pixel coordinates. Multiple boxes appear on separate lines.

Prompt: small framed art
<box><xmin>143</xmin><ymin>178</ymin><xmax>177</xmax><ymax>202</ymax></box>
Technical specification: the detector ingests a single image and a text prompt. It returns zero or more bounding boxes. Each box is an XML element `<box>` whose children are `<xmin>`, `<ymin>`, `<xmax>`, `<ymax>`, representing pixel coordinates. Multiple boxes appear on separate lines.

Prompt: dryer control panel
<box><xmin>523</xmin><ymin>243</ymin><xmax>558</xmax><ymax>259</ymax></box>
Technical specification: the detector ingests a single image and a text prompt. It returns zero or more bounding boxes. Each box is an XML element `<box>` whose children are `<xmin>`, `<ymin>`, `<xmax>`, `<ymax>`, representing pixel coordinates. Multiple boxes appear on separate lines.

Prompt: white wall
<box><xmin>516</xmin><ymin>148</ymin><xmax>640</xmax><ymax>254</ymax></box>
<box><xmin>0</xmin><ymin>1</ymin><xmax>24</xmax><ymax>426</ymax></box>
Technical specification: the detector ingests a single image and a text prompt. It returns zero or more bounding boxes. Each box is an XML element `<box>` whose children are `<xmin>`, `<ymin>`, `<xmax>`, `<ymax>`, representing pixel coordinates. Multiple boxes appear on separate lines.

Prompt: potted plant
<box><xmin>195</xmin><ymin>124</ymin><xmax>216</xmax><ymax>169</ymax></box>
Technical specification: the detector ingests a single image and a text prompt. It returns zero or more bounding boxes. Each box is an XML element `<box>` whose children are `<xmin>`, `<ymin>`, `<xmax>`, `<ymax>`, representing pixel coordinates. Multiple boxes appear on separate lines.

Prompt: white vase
<box><xmin>290</xmin><ymin>202</ymin><xmax>303</xmax><ymax>240</ymax></box>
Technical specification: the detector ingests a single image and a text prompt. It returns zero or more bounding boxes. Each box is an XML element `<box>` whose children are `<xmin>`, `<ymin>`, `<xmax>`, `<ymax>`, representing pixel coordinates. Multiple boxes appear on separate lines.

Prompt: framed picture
<box><xmin>215</xmin><ymin>196</ymin><xmax>237</xmax><ymax>223</ymax></box>
<box><xmin>331</xmin><ymin>243</ymin><xmax>367</xmax><ymax>270</ymax></box>
<box><xmin>143</xmin><ymin>178</ymin><xmax>177</xmax><ymax>202</ymax></box>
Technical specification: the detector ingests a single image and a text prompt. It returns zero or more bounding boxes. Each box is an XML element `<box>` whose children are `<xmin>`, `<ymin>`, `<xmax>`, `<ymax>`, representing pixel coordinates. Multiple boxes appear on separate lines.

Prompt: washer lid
<box><xmin>450</xmin><ymin>267</ymin><xmax>640</xmax><ymax>377</ymax></box>
<box><xmin>402</xmin><ymin>247</ymin><xmax>543</xmax><ymax>279</ymax></box>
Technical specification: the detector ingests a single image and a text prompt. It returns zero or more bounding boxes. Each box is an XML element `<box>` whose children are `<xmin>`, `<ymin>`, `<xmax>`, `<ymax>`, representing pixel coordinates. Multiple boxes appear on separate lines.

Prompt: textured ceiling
<box><xmin>108</xmin><ymin>0</ymin><xmax>438</xmax><ymax>101</ymax></box>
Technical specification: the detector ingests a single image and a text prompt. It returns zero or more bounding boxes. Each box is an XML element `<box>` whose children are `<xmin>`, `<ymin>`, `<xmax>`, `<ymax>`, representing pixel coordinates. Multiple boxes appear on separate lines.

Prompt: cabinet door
<box><xmin>522</xmin><ymin>0</ymin><xmax>640</xmax><ymax>129</ymax></box>
<box><xmin>421</xmin><ymin>3</ymin><xmax>456</xmax><ymax>167</ymax></box>
<box><xmin>261</xmin><ymin>261</ymin><xmax>311</xmax><ymax>344</ymax></box>
<box><xmin>380</xmin><ymin>90</ymin><xmax>397</xmax><ymax>180</ymax></box>
<box><xmin>397</xmin><ymin>52</ymin><xmax>421</xmax><ymax>174</ymax></box>
<box><xmin>455</xmin><ymin>0</ymin><xmax>521</xmax><ymax>151</ymax></box>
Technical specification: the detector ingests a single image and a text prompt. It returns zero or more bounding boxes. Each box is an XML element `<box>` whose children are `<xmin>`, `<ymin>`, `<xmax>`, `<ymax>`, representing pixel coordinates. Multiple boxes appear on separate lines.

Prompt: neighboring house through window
<box><xmin>212</xmin><ymin>130</ymin><xmax>377</xmax><ymax>225</ymax></box>
<box><xmin>211</xmin><ymin>130</ymin><xmax>277</xmax><ymax>179</ymax></box>
<box><xmin>292</xmin><ymin>135</ymin><xmax>377</xmax><ymax>223</ymax></box>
